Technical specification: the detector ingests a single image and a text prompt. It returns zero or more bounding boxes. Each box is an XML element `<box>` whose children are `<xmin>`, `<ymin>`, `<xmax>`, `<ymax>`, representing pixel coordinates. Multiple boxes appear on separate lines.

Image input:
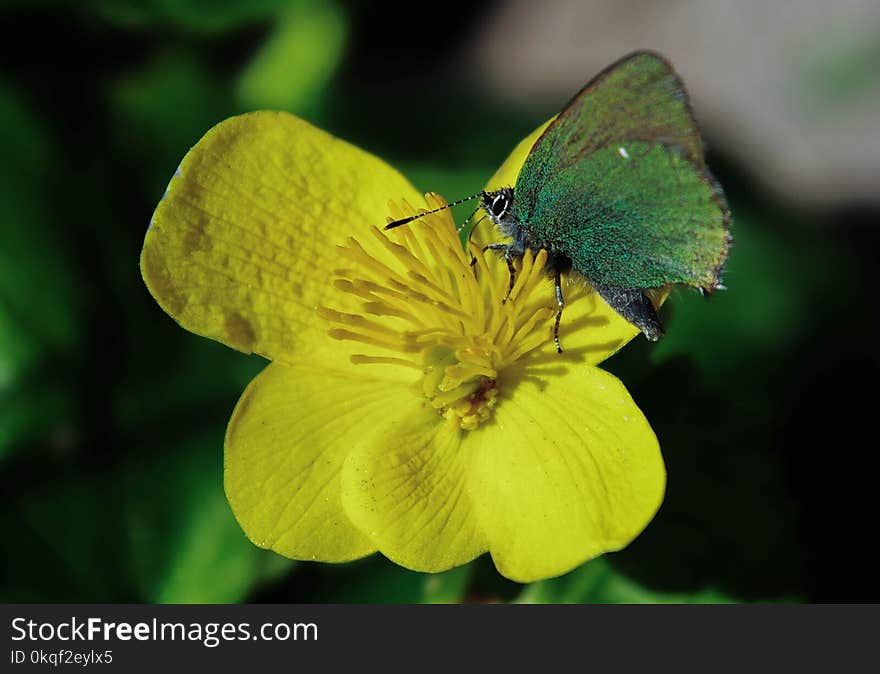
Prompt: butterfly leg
<box><xmin>502</xmin><ymin>249</ymin><xmax>517</xmax><ymax>303</ymax></box>
<box><xmin>465</xmin><ymin>215</ymin><xmax>487</xmax><ymax>268</ymax></box>
<box><xmin>481</xmin><ymin>243</ymin><xmax>517</xmax><ymax>301</ymax></box>
<box><xmin>553</xmin><ymin>269</ymin><xmax>565</xmax><ymax>353</ymax></box>
<box><xmin>592</xmin><ymin>284</ymin><xmax>664</xmax><ymax>341</ymax></box>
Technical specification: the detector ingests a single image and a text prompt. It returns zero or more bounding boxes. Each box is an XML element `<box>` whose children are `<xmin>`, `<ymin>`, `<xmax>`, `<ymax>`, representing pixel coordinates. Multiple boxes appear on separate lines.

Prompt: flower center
<box><xmin>318</xmin><ymin>193</ymin><xmax>556</xmax><ymax>430</ymax></box>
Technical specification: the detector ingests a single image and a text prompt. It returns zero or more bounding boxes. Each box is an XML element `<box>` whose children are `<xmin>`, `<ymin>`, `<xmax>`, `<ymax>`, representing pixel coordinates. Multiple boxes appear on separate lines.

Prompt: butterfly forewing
<box><xmin>511</xmin><ymin>51</ymin><xmax>729</xmax><ymax>291</ymax></box>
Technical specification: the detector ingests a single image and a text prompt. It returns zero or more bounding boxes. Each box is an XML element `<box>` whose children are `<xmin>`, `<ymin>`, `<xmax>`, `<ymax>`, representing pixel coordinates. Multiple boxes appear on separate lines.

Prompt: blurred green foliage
<box><xmin>0</xmin><ymin>81</ymin><xmax>78</xmax><ymax>461</ymax></box>
<box><xmin>237</xmin><ymin>1</ymin><xmax>346</xmax><ymax>114</ymax></box>
<box><xmin>1</xmin><ymin>1</ymin><xmax>878</xmax><ymax>603</ymax></box>
<box><xmin>517</xmin><ymin>557</ymin><xmax>735</xmax><ymax>604</ymax></box>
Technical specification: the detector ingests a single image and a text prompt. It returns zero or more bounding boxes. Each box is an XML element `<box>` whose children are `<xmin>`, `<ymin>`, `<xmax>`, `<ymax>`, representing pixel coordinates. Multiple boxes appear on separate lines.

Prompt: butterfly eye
<box><xmin>491</xmin><ymin>194</ymin><xmax>508</xmax><ymax>217</ymax></box>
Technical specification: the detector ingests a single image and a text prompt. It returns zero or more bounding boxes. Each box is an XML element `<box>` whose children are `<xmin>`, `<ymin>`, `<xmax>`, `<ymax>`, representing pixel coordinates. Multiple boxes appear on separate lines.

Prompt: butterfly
<box><xmin>387</xmin><ymin>50</ymin><xmax>731</xmax><ymax>352</ymax></box>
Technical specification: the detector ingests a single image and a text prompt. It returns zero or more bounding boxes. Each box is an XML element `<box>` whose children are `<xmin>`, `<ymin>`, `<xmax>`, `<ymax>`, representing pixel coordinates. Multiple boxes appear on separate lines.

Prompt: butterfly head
<box><xmin>480</xmin><ymin>187</ymin><xmax>517</xmax><ymax>237</ymax></box>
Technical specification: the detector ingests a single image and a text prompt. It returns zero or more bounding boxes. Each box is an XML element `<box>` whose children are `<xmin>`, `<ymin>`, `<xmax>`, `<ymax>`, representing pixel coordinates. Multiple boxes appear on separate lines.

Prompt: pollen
<box><xmin>317</xmin><ymin>193</ymin><xmax>556</xmax><ymax>430</ymax></box>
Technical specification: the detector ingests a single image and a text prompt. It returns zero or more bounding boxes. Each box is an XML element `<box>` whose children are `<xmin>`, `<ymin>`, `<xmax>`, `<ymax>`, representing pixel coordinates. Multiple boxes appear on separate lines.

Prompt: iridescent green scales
<box><xmin>484</xmin><ymin>50</ymin><xmax>730</xmax><ymax>344</ymax></box>
<box><xmin>520</xmin><ymin>140</ymin><xmax>727</xmax><ymax>289</ymax></box>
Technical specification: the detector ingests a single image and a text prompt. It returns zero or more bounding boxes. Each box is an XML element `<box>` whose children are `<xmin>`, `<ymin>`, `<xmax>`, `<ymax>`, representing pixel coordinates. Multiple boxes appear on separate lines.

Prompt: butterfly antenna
<box><xmin>384</xmin><ymin>192</ymin><xmax>483</xmax><ymax>230</ymax></box>
<box><xmin>456</xmin><ymin>204</ymin><xmax>482</xmax><ymax>235</ymax></box>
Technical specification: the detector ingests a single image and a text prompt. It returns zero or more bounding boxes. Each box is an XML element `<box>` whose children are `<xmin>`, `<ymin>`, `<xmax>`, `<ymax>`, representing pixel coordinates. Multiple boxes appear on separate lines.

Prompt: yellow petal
<box><xmin>341</xmin><ymin>413</ymin><xmax>487</xmax><ymax>573</ymax></box>
<box><xmin>469</xmin><ymin>363</ymin><xmax>665</xmax><ymax>583</ymax></box>
<box><xmin>142</xmin><ymin>111</ymin><xmax>421</xmax><ymax>363</ymax></box>
<box><xmin>480</xmin><ymin>119</ymin><xmax>661</xmax><ymax>364</ymax></box>
<box><xmin>225</xmin><ymin>360</ymin><xmax>416</xmax><ymax>562</ymax></box>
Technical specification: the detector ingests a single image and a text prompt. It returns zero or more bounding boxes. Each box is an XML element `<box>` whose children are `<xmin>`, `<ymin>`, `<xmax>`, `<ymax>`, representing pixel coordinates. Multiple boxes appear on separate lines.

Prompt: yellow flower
<box><xmin>140</xmin><ymin>111</ymin><xmax>665</xmax><ymax>583</ymax></box>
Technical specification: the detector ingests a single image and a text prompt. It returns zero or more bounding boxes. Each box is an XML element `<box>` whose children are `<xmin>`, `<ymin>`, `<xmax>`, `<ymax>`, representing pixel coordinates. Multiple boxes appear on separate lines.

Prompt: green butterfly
<box><xmin>390</xmin><ymin>50</ymin><xmax>731</xmax><ymax>351</ymax></box>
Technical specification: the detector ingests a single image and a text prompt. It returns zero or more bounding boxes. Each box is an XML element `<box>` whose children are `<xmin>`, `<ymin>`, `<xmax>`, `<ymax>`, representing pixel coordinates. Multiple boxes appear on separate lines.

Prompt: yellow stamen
<box><xmin>319</xmin><ymin>193</ymin><xmax>557</xmax><ymax>430</ymax></box>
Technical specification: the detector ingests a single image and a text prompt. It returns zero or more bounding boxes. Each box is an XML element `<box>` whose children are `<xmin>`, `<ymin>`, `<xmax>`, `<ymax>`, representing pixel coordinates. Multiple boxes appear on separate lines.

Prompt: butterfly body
<box><xmin>480</xmin><ymin>50</ymin><xmax>730</xmax><ymax>343</ymax></box>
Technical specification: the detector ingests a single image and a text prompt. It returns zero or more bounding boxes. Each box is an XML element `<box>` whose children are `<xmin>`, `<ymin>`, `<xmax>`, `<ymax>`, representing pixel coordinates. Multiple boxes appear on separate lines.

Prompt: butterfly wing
<box><xmin>512</xmin><ymin>51</ymin><xmax>729</xmax><ymax>291</ymax></box>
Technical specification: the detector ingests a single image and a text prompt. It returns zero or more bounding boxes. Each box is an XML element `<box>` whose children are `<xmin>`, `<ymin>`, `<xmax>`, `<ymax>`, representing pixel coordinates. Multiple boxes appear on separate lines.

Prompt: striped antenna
<box><xmin>384</xmin><ymin>192</ymin><xmax>483</xmax><ymax>230</ymax></box>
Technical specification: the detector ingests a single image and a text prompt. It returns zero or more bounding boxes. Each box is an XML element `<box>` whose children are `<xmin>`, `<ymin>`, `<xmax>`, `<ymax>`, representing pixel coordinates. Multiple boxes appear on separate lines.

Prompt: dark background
<box><xmin>1</xmin><ymin>0</ymin><xmax>878</xmax><ymax>603</ymax></box>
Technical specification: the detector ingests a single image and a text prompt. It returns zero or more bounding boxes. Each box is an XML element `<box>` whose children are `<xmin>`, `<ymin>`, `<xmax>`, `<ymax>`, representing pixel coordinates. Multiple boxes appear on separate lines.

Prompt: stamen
<box><xmin>350</xmin><ymin>354</ymin><xmax>421</xmax><ymax>368</ymax></box>
<box><xmin>319</xmin><ymin>194</ymin><xmax>559</xmax><ymax>430</ymax></box>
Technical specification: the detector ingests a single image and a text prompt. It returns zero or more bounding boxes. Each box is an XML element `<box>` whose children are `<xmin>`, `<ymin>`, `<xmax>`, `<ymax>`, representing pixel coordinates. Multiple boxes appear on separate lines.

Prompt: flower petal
<box><xmin>225</xmin><ymin>360</ymin><xmax>417</xmax><ymax>562</ymax></box>
<box><xmin>142</xmin><ymin>111</ymin><xmax>421</xmax><ymax>363</ymax></box>
<box><xmin>470</xmin><ymin>364</ymin><xmax>665</xmax><ymax>583</ymax></box>
<box><xmin>526</xmin><ymin>279</ymin><xmax>662</xmax><ymax>365</ymax></box>
<box><xmin>481</xmin><ymin>120</ymin><xmax>663</xmax><ymax>364</ymax></box>
<box><xmin>341</xmin><ymin>414</ymin><xmax>487</xmax><ymax>573</ymax></box>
